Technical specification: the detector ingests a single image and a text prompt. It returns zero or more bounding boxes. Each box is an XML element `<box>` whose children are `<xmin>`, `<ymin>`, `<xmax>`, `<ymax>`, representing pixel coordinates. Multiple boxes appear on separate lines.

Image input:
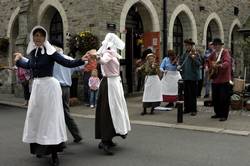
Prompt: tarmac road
<box><xmin>0</xmin><ymin>105</ymin><xmax>250</xmax><ymax>166</ymax></box>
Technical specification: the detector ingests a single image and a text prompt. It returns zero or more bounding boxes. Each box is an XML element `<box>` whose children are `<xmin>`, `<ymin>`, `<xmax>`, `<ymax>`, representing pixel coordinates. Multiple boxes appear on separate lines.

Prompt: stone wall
<box><xmin>0</xmin><ymin>0</ymin><xmax>250</xmax><ymax>94</ymax></box>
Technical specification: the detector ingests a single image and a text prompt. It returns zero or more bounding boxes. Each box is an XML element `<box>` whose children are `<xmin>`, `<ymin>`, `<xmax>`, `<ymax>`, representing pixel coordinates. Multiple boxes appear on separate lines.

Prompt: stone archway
<box><xmin>202</xmin><ymin>12</ymin><xmax>224</xmax><ymax>46</ymax></box>
<box><xmin>228</xmin><ymin>19</ymin><xmax>242</xmax><ymax>49</ymax></box>
<box><xmin>119</xmin><ymin>0</ymin><xmax>160</xmax><ymax>93</ymax></box>
<box><xmin>4</xmin><ymin>7</ymin><xmax>20</xmax><ymax>93</ymax></box>
<box><xmin>38</xmin><ymin>0</ymin><xmax>68</xmax><ymax>49</ymax></box>
<box><xmin>120</xmin><ymin>0</ymin><xmax>160</xmax><ymax>53</ymax></box>
<box><xmin>7</xmin><ymin>7</ymin><xmax>20</xmax><ymax>67</ymax></box>
<box><xmin>168</xmin><ymin>4</ymin><xmax>198</xmax><ymax>49</ymax></box>
<box><xmin>120</xmin><ymin>0</ymin><xmax>160</xmax><ymax>33</ymax></box>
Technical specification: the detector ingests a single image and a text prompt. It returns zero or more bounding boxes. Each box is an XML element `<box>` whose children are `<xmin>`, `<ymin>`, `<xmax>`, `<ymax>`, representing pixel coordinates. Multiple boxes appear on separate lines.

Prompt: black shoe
<box><xmin>51</xmin><ymin>154</ymin><xmax>59</xmax><ymax>166</ymax></box>
<box><xmin>211</xmin><ymin>115</ymin><xmax>219</xmax><ymax>119</ymax></box>
<box><xmin>73</xmin><ymin>137</ymin><xmax>82</xmax><ymax>143</ymax></box>
<box><xmin>190</xmin><ymin>112</ymin><xmax>197</xmax><ymax>116</ymax></box>
<box><xmin>219</xmin><ymin>118</ymin><xmax>227</xmax><ymax>122</ymax></box>
<box><xmin>98</xmin><ymin>142</ymin><xmax>113</xmax><ymax>155</ymax></box>
<box><xmin>141</xmin><ymin>108</ymin><xmax>147</xmax><ymax>115</ymax></box>
<box><xmin>108</xmin><ymin>140</ymin><xmax>117</xmax><ymax>147</ymax></box>
<box><xmin>150</xmin><ymin>107</ymin><xmax>155</xmax><ymax>114</ymax></box>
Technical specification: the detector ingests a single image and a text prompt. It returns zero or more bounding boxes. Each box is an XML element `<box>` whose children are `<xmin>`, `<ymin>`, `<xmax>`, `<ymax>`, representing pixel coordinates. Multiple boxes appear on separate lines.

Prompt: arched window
<box><xmin>173</xmin><ymin>17</ymin><xmax>183</xmax><ymax>56</ymax></box>
<box><xmin>50</xmin><ymin>11</ymin><xmax>63</xmax><ymax>47</ymax></box>
<box><xmin>206</xmin><ymin>25</ymin><xmax>212</xmax><ymax>49</ymax></box>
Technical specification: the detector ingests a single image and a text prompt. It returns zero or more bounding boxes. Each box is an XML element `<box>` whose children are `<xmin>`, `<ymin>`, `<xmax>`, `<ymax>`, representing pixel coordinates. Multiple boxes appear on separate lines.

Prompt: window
<box><xmin>173</xmin><ymin>17</ymin><xmax>183</xmax><ymax>56</ymax></box>
<box><xmin>50</xmin><ymin>11</ymin><xmax>63</xmax><ymax>48</ymax></box>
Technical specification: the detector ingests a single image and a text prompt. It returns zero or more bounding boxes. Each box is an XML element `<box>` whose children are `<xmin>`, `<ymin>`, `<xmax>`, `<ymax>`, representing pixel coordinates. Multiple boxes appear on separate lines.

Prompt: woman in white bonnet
<box><xmin>90</xmin><ymin>33</ymin><xmax>131</xmax><ymax>155</ymax></box>
<box><xmin>14</xmin><ymin>25</ymin><xmax>88</xmax><ymax>166</ymax></box>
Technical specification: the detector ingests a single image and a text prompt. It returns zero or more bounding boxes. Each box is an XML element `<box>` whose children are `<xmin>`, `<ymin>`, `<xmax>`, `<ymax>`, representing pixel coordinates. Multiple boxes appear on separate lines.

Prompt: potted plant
<box><xmin>67</xmin><ymin>31</ymin><xmax>99</xmax><ymax>102</ymax></box>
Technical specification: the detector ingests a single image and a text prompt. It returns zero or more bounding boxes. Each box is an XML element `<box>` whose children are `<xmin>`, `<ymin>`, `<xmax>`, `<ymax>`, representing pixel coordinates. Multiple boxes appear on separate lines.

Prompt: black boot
<box><xmin>141</xmin><ymin>108</ymin><xmax>147</xmax><ymax>115</ymax></box>
<box><xmin>150</xmin><ymin>107</ymin><xmax>155</xmax><ymax>114</ymax></box>
<box><xmin>98</xmin><ymin>141</ymin><xmax>114</xmax><ymax>155</ymax></box>
<box><xmin>51</xmin><ymin>152</ymin><xmax>59</xmax><ymax>166</ymax></box>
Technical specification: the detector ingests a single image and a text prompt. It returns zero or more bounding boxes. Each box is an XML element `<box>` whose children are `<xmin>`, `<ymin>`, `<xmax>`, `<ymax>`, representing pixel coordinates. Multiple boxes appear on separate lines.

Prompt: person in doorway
<box><xmin>92</xmin><ymin>33</ymin><xmax>131</xmax><ymax>155</ymax></box>
<box><xmin>14</xmin><ymin>26</ymin><xmax>87</xmax><ymax>166</ymax></box>
<box><xmin>178</xmin><ymin>38</ymin><xmax>201</xmax><ymax>116</ymax></box>
<box><xmin>52</xmin><ymin>42</ymin><xmax>84</xmax><ymax>144</ymax></box>
<box><xmin>208</xmin><ymin>38</ymin><xmax>231</xmax><ymax>121</ymax></box>
<box><xmin>160</xmin><ymin>49</ymin><xmax>181</xmax><ymax>107</ymax></box>
<box><xmin>137</xmin><ymin>53</ymin><xmax>162</xmax><ymax>115</ymax></box>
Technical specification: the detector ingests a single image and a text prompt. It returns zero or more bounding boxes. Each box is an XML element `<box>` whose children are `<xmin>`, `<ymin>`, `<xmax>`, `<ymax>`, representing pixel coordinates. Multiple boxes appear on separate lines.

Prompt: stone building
<box><xmin>0</xmin><ymin>0</ymin><xmax>250</xmax><ymax>97</ymax></box>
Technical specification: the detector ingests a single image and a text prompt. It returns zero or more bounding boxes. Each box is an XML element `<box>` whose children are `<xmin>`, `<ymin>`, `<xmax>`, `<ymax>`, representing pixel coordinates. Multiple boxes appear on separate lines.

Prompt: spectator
<box><xmin>88</xmin><ymin>69</ymin><xmax>100</xmax><ymax>108</ymax></box>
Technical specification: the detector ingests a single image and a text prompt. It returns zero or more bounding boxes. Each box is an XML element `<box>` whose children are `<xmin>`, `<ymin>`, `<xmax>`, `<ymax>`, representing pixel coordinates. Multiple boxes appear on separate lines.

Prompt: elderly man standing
<box><xmin>178</xmin><ymin>39</ymin><xmax>201</xmax><ymax>116</ymax></box>
<box><xmin>208</xmin><ymin>38</ymin><xmax>231</xmax><ymax>121</ymax></box>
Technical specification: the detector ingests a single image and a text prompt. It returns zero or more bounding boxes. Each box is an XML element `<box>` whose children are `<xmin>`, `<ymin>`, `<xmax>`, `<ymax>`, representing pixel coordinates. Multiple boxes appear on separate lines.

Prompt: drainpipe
<box><xmin>163</xmin><ymin>0</ymin><xmax>168</xmax><ymax>58</ymax></box>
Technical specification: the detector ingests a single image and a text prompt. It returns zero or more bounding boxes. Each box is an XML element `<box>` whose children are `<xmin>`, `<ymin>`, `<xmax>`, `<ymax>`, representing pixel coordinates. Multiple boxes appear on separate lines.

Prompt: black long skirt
<box><xmin>95</xmin><ymin>77</ymin><xmax>116</xmax><ymax>140</ymax></box>
<box><xmin>30</xmin><ymin>143</ymin><xmax>65</xmax><ymax>156</ymax></box>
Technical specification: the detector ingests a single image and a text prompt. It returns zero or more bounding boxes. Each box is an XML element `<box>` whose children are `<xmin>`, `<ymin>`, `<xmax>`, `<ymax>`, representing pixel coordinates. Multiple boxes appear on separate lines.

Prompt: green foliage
<box><xmin>67</xmin><ymin>31</ymin><xmax>99</xmax><ymax>57</ymax></box>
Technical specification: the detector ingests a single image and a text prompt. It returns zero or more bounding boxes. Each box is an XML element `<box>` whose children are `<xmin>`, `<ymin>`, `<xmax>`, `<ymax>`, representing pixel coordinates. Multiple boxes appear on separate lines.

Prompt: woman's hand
<box><xmin>14</xmin><ymin>53</ymin><xmax>23</xmax><ymax>62</ymax></box>
<box><xmin>81</xmin><ymin>53</ymin><xmax>89</xmax><ymax>61</ymax></box>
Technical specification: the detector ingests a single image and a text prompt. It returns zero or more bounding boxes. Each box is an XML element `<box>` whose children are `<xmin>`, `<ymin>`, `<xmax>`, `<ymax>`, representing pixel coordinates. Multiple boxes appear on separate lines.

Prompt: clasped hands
<box><xmin>82</xmin><ymin>49</ymin><xmax>100</xmax><ymax>62</ymax></box>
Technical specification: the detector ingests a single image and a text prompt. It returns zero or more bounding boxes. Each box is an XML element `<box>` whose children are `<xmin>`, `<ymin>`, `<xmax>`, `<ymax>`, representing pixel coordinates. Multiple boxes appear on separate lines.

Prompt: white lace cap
<box><xmin>26</xmin><ymin>25</ymin><xmax>56</xmax><ymax>55</ymax></box>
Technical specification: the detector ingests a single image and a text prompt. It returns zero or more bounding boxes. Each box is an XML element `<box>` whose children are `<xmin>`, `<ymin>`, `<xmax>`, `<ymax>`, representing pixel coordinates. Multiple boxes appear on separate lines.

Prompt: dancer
<box><xmin>14</xmin><ymin>26</ymin><xmax>87</xmax><ymax>166</ymax></box>
<box><xmin>91</xmin><ymin>33</ymin><xmax>131</xmax><ymax>155</ymax></box>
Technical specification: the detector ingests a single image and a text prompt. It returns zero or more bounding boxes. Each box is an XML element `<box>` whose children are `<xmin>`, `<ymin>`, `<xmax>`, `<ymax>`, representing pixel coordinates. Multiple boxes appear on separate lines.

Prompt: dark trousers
<box><xmin>83</xmin><ymin>71</ymin><xmax>91</xmax><ymax>103</ymax></box>
<box><xmin>21</xmin><ymin>80</ymin><xmax>30</xmax><ymax>100</ymax></box>
<box><xmin>184</xmin><ymin>80</ymin><xmax>197</xmax><ymax>113</ymax></box>
<box><xmin>212</xmin><ymin>83</ymin><xmax>230</xmax><ymax>119</ymax></box>
<box><xmin>61</xmin><ymin>86</ymin><xmax>82</xmax><ymax>140</ymax></box>
<box><xmin>197</xmin><ymin>79</ymin><xmax>203</xmax><ymax>97</ymax></box>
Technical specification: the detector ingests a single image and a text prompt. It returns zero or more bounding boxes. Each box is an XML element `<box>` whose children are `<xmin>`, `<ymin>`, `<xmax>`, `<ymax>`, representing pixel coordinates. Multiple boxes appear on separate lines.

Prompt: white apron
<box><xmin>22</xmin><ymin>77</ymin><xmax>67</xmax><ymax>145</ymax></box>
<box><xmin>107</xmin><ymin>76</ymin><xmax>131</xmax><ymax>135</ymax></box>
<box><xmin>161</xmin><ymin>71</ymin><xmax>182</xmax><ymax>95</ymax></box>
<box><xmin>142</xmin><ymin>75</ymin><xmax>162</xmax><ymax>102</ymax></box>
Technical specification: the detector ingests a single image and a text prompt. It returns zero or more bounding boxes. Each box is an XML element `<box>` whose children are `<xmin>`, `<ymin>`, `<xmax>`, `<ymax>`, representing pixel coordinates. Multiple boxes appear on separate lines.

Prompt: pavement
<box><xmin>0</xmin><ymin>93</ymin><xmax>250</xmax><ymax>136</ymax></box>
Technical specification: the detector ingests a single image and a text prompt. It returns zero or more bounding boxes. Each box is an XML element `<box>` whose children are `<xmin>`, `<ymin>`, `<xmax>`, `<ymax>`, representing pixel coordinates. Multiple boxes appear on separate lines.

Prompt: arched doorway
<box><xmin>125</xmin><ymin>2</ymin><xmax>155</xmax><ymax>93</ymax></box>
<box><xmin>206</xmin><ymin>19</ymin><xmax>220</xmax><ymax>44</ymax></box>
<box><xmin>173</xmin><ymin>17</ymin><xmax>183</xmax><ymax>56</ymax></box>
<box><xmin>231</xmin><ymin>25</ymin><xmax>241</xmax><ymax>76</ymax></box>
<box><xmin>6</xmin><ymin>7</ymin><xmax>20</xmax><ymax>94</ymax></box>
<box><xmin>125</xmin><ymin>4</ymin><xmax>144</xmax><ymax>93</ymax></box>
<box><xmin>39</xmin><ymin>6</ymin><xmax>64</xmax><ymax>46</ymax></box>
<box><xmin>50</xmin><ymin>11</ymin><xmax>63</xmax><ymax>46</ymax></box>
<box><xmin>206</xmin><ymin>25</ymin><xmax>212</xmax><ymax>46</ymax></box>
